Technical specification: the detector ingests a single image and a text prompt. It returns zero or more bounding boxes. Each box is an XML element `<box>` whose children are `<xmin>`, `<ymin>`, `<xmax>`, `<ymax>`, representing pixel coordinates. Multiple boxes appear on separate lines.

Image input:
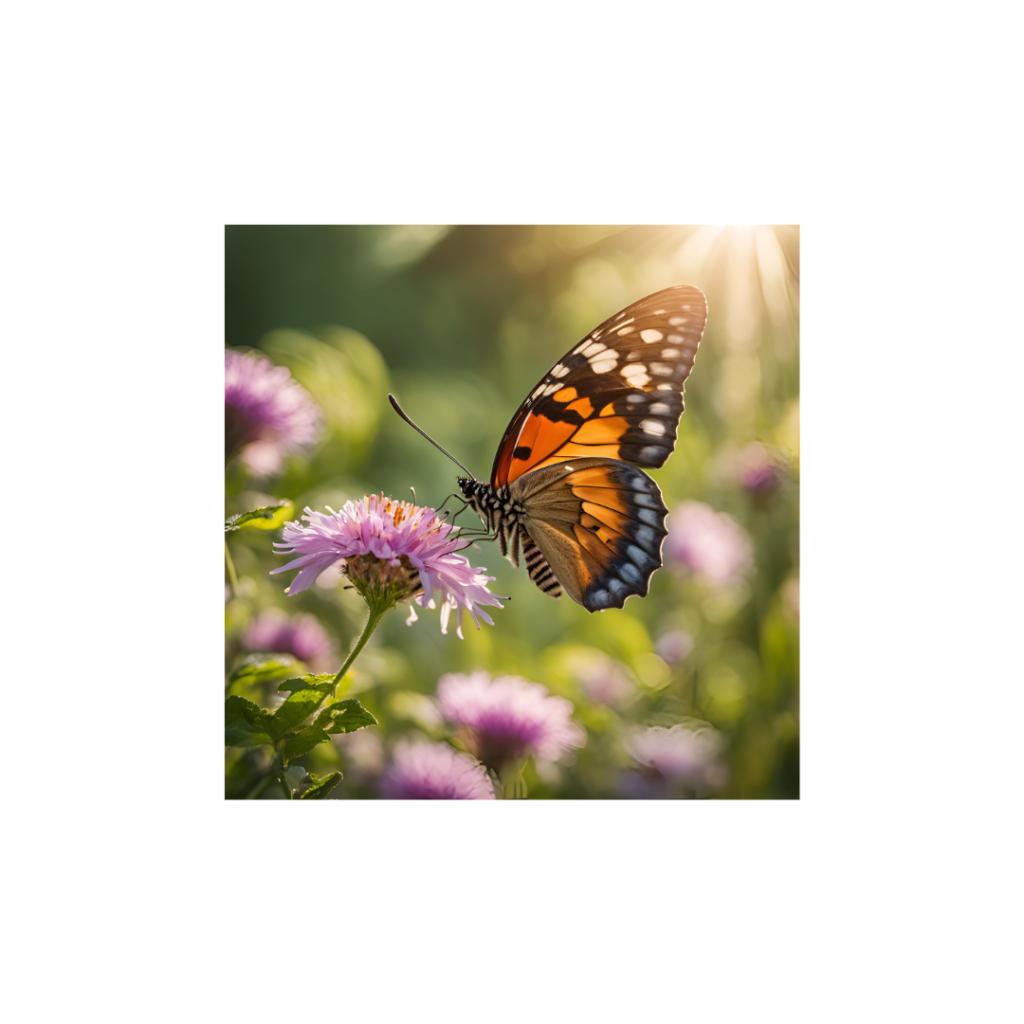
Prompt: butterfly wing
<box><xmin>491</xmin><ymin>285</ymin><xmax>707</xmax><ymax>488</ymax></box>
<box><xmin>510</xmin><ymin>457</ymin><xmax>668</xmax><ymax>611</ymax></box>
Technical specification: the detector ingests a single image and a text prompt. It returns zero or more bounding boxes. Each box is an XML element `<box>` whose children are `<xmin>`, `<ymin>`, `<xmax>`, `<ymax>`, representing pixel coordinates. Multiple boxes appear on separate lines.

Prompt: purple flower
<box><xmin>654</xmin><ymin>630</ymin><xmax>694</xmax><ymax>667</ymax></box>
<box><xmin>271</xmin><ymin>495</ymin><xmax>503</xmax><ymax>637</ymax></box>
<box><xmin>436</xmin><ymin>671</ymin><xmax>586</xmax><ymax>771</ymax></box>
<box><xmin>225</xmin><ymin>349</ymin><xmax>323</xmax><ymax>476</ymax></box>
<box><xmin>576</xmin><ymin>656</ymin><xmax>635</xmax><ymax>709</ymax></box>
<box><xmin>665</xmin><ymin>501</ymin><xmax>754</xmax><ymax>587</ymax></box>
<box><xmin>624</xmin><ymin>723</ymin><xmax>728</xmax><ymax>792</ymax></box>
<box><xmin>241</xmin><ymin>609</ymin><xmax>335</xmax><ymax>670</ymax></box>
<box><xmin>736</xmin><ymin>442</ymin><xmax>780</xmax><ymax>494</ymax></box>
<box><xmin>380</xmin><ymin>740</ymin><xmax>495</xmax><ymax>799</ymax></box>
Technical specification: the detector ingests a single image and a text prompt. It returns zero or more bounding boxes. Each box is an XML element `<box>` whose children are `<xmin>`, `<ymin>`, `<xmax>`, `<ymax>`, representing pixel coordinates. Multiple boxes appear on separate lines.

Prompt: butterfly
<box><xmin>391</xmin><ymin>285</ymin><xmax>707</xmax><ymax>612</ymax></box>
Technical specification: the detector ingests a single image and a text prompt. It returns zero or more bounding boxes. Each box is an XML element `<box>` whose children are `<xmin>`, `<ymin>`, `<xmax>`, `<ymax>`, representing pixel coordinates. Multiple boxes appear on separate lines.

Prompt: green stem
<box><xmin>332</xmin><ymin>603</ymin><xmax>390</xmax><ymax>689</ymax></box>
<box><xmin>276</xmin><ymin>752</ymin><xmax>292</xmax><ymax>800</ymax></box>
<box><xmin>224</xmin><ymin>540</ymin><xmax>240</xmax><ymax>598</ymax></box>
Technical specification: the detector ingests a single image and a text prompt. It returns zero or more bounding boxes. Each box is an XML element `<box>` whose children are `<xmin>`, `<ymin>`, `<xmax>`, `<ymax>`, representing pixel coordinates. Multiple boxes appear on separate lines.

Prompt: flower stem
<box><xmin>276</xmin><ymin>752</ymin><xmax>292</xmax><ymax>800</ymax></box>
<box><xmin>332</xmin><ymin>602</ymin><xmax>390</xmax><ymax>689</ymax></box>
<box><xmin>224</xmin><ymin>540</ymin><xmax>240</xmax><ymax>598</ymax></box>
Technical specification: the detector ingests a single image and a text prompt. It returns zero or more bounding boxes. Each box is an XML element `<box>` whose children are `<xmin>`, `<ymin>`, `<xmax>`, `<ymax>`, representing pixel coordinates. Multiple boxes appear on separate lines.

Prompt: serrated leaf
<box><xmin>300</xmin><ymin>772</ymin><xmax>343</xmax><ymax>800</ymax></box>
<box><xmin>266</xmin><ymin>688</ymin><xmax>328</xmax><ymax>741</ymax></box>
<box><xmin>281</xmin><ymin>726</ymin><xmax>332</xmax><ymax>763</ymax></box>
<box><xmin>225</xmin><ymin>503</ymin><xmax>294</xmax><ymax>533</ymax></box>
<box><xmin>277</xmin><ymin>674</ymin><xmax>336</xmax><ymax>695</ymax></box>
<box><xmin>229</xmin><ymin>653</ymin><xmax>303</xmax><ymax>688</ymax></box>
<box><xmin>225</xmin><ymin>695</ymin><xmax>272</xmax><ymax>747</ymax></box>
<box><xmin>319</xmin><ymin>698</ymin><xmax>378</xmax><ymax>735</ymax></box>
<box><xmin>282</xmin><ymin>765</ymin><xmax>309</xmax><ymax>796</ymax></box>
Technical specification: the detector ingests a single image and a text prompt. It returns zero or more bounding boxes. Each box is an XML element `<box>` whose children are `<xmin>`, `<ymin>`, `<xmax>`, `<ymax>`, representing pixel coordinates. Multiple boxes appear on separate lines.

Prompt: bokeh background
<box><xmin>225</xmin><ymin>225</ymin><xmax>799</xmax><ymax>798</ymax></box>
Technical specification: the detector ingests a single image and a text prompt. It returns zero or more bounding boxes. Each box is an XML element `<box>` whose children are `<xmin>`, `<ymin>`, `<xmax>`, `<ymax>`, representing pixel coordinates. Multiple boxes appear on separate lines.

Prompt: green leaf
<box><xmin>225</xmin><ymin>695</ymin><xmax>272</xmax><ymax>747</ymax></box>
<box><xmin>266</xmin><ymin>688</ymin><xmax>329</xmax><ymax>742</ymax></box>
<box><xmin>229</xmin><ymin>653</ymin><xmax>303</xmax><ymax>689</ymax></box>
<box><xmin>225</xmin><ymin>502</ymin><xmax>294</xmax><ymax>533</ymax></box>
<box><xmin>281</xmin><ymin>726</ymin><xmax>332</xmax><ymax>763</ymax></box>
<box><xmin>282</xmin><ymin>765</ymin><xmax>309</xmax><ymax>796</ymax></box>
<box><xmin>318</xmin><ymin>698</ymin><xmax>378</xmax><ymax>735</ymax></box>
<box><xmin>277</xmin><ymin>674</ymin><xmax>336</xmax><ymax>695</ymax></box>
<box><xmin>300</xmin><ymin>771</ymin><xmax>343</xmax><ymax>800</ymax></box>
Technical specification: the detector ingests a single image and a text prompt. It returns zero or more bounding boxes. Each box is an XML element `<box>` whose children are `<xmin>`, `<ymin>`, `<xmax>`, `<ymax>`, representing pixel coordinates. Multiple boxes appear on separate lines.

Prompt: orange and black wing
<box><xmin>490</xmin><ymin>285</ymin><xmax>707</xmax><ymax>488</ymax></box>
<box><xmin>510</xmin><ymin>457</ymin><xmax>669</xmax><ymax>612</ymax></box>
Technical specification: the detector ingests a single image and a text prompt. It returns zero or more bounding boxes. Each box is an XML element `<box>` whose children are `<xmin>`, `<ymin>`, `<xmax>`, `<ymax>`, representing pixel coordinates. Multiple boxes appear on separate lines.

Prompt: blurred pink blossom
<box><xmin>665</xmin><ymin>501</ymin><xmax>754</xmax><ymax>587</ymax></box>
<box><xmin>436</xmin><ymin>670</ymin><xmax>586</xmax><ymax>771</ymax></box>
<box><xmin>654</xmin><ymin>630</ymin><xmax>694</xmax><ymax>666</ymax></box>
<box><xmin>225</xmin><ymin>350</ymin><xmax>322</xmax><ymax>476</ymax></box>
<box><xmin>241</xmin><ymin>609</ymin><xmax>335</xmax><ymax>670</ymax></box>
<box><xmin>576</xmin><ymin>656</ymin><xmax>635</xmax><ymax>709</ymax></box>
<box><xmin>380</xmin><ymin>740</ymin><xmax>495</xmax><ymax>799</ymax></box>
<box><xmin>624</xmin><ymin>723</ymin><xmax>728</xmax><ymax>792</ymax></box>
<box><xmin>736</xmin><ymin>441</ymin><xmax>781</xmax><ymax>494</ymax></box>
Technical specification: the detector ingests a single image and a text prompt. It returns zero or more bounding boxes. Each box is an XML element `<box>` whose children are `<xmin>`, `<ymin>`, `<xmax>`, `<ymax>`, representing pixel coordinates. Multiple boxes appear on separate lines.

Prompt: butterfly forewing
<box><xmin>491</xmin><ymin>285</ymin><xmax>707</xmax><ymax>487</ymax></box>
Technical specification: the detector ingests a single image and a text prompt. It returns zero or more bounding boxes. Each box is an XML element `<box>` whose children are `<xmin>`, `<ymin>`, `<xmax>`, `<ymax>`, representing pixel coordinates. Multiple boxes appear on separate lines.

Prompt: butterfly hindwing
<box><xmin>491</xmin><ymin>285</ymin><xmax>707</xmax><ymax>487</ymax></box>
<box><xmin>511</xmin><ymin>457</ymin><xmax>669</xmax><ymax>611</ymax></box>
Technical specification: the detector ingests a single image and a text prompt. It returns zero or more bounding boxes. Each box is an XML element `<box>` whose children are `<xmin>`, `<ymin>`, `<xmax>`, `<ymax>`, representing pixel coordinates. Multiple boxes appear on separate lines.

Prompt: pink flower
<box><xmin>654</xmin><ymin>630</ymin><xmax>694</xmax><ymax>666</ymax></box>
<box><xmin>665</xmin><ymin>501</ymin><xmax>754</xmax><ymax>587</ymax></box>
<box><xmin>380</xmin><ymin>741</ymin><xmax>495</xmax><ymax>799</ymax></box>
<box><xmin>241</xmin><ymin>609</ymin><xmax>335</xmax><ymax>670</ymax></box>
<box><xmin>270</xmin><ymin>495</ymin><xmax>503</xmax><ymax>637</ymax></box>
<box><xmin>735</xmin><ymin>442</ymin><xmax>781</xmax><ymax>494</ymax></box>
<box><xmin>575</xmin><ymin>655</ymin><xmax>635</xmax><ymax>709</ymax></box>
<box><xmin>624</xmin><ymin>723</ymin><xmax>728</xmax><ymax>792</ymax></box>
<box><xmin>436</xmin><ymin>671</ymin><xmax>586</xmax><ymax>771</ymax></box>
<box><xmin>225</xmin><ymin>350</ymin><xmax>323</xmax><ymax>476</ymax></box>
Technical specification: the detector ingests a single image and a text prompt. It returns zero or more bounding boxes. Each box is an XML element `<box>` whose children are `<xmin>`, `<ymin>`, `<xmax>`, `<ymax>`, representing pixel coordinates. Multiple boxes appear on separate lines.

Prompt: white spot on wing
<box><xmin>590</xmin><ymin>357</ymin><xmax>618</xmax><ymax>373</ymax></box>
<box><xmin>661</xmin><ymin>348</ymin><xmax>680</xmax><ymax>358</ymax></box>
<box><xmin>667</xmin><ymin>334</ymin><xmax>683</xmax><ymax>342</ymax></box>
<box><xmin>625</xmin><ymin>392</ymin><xmax>645</xmax><ymax>404</ymax></box>
<box><xmin>550</xmin><ymin>363</ymin><xmax>570</xmax><ymax>378</ymax></box>
<box><xmin>650</xmin><ymin>363</ymin><xmax>673</xmax><ymax>376</ymax></box>
<box><xmin>640</xmin><ymin>329</ymin><xmax>663</xmax><ymax>343</ymax></box>
<box><xmin>656</xmin><ymin>383</ymin><xmax>673</xmax><ymax>390</ymax></box>
<box><xmin>640</xmin><ymin>419</ymin><xmax>666</xmax><ymax>436</ymax></box>
<box><xmin>621</xmin><ymin>363</ymin><xmax>647</xmax><ymax>378</ymax></box>
<box><xmin>617</xmin><ymin>325</ymin><xmax>635</xmax><ymax>336</ymax></box>
<box><xmin>542</xmin><ymin>382</ymin><xmax>560</xmax><ymax>395</ymax></box>
<box><xmin>581</xmin><ymin>341</ymin><xmax>606</xmax><ymax>357</ymax></box>
<box><xmin>669</xmin><ymin>317</ymin><xmax>686</xmax><ymax>326</ymax></box>
<box><xmin>649</xmin><ymin>402</ymin><xmax>670</xmax><ymax>415</ymax></box>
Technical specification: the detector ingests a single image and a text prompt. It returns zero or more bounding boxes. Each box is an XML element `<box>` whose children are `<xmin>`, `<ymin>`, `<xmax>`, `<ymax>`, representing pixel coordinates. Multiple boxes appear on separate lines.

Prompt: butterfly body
<box><xmin>458</xmin><ymin>284</ymin><xmax>708</xmax><ymax>613</ymax></box>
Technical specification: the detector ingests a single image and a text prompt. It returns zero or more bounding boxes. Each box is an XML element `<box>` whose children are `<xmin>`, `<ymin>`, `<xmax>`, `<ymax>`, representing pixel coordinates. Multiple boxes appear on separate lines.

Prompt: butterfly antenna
<box><xmin>388</xmin><ymin>394</ymin><xmax>477</xmax><ymax>479</ymax></box>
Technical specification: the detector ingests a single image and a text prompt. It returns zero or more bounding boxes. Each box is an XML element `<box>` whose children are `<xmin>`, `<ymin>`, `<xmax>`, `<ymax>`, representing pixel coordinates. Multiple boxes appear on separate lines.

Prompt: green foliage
<box><xmin>229</xmin><ymin>654</ymin><xmax>303</xmax><ymax>689</ymax></box>
<box><xmin>225</xmin><ymin>502</ymin><xmax>294</xmax><ymax>532</ymax></box>
<box><xmin>300</xmin><ymin>772</ymin><xmax>343</xmax><ymax>800</ymax></box>
<box><xmin>282</xmin><ymin>765</ymin><xmax>309</xmax><ymax>796</ymax></box>
<box><xmin>316</xmin><ymin>699</ymin><xmax>378</xmax><ymax>735</ymax></box>
<box><xmin>224</xmin><ymin>696</ymin><xmax>272</xmax><ymax>747</ymax></box>
<box><xmin>225</xmin><ymin>670</ymin><xmax>378</xmax><ymax>801</ymax></box>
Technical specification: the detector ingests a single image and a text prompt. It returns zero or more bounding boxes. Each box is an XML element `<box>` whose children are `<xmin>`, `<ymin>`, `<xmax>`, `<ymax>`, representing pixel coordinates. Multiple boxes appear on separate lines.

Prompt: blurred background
<box><xmin>225</xmin><ymin>225</ymin><xmax>799</xmax><ymax>798</ymax></box>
